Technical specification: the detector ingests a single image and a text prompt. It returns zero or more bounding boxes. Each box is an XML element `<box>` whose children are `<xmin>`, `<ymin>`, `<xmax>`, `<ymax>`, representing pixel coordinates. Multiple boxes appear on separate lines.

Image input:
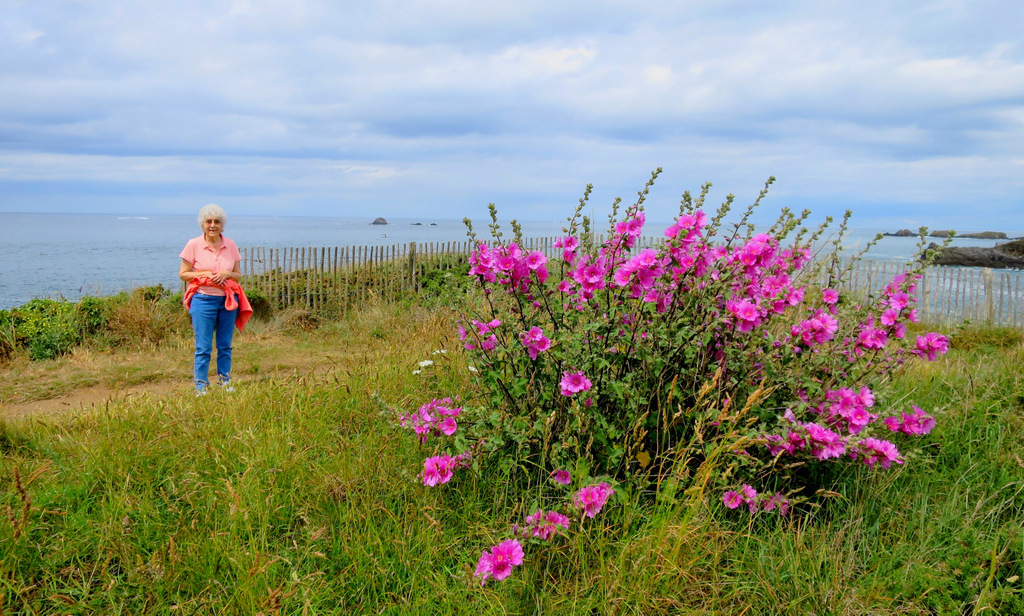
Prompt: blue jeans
<box><xmin>189</xmin><ymin>294</ymin><xmax>236</xmax><ymax>390</ymax></box>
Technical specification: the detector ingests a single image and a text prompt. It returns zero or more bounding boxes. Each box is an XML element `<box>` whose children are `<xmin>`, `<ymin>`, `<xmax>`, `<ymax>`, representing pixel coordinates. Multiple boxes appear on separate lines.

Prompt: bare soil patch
<box><xmin>1</xmin><ymin>380</ymin><xmax>186</xmax><ymax>420</ymax></box>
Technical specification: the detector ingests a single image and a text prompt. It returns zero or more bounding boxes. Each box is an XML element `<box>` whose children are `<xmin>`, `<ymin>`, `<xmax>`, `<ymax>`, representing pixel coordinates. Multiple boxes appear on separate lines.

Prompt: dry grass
<box><xmin>0</xmin><ymin>301</ymin><xmax>460</xmax><ymax>411</ymax></box>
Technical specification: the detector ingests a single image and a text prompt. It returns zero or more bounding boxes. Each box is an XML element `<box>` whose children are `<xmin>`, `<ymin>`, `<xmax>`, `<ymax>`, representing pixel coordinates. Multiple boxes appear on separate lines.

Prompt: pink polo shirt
<box><xmin>179</xmin><ymin>235</ymin><xmax>241</xmax><ymax>297</ymax></box>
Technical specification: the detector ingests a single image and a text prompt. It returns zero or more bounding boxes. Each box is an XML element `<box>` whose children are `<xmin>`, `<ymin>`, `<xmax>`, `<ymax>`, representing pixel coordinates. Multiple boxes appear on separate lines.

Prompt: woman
<box><xmin>179</xmin><ymin>203</ymin><xmax>247</xmax><ymax>395</ymax></box>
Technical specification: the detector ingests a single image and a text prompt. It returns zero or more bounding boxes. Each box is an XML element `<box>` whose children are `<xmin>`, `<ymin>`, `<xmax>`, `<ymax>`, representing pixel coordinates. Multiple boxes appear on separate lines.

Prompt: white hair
<box><xmin>197</xmin><ymin>203</ymin><xmax>228</xmax><ymax>229</ymax></box>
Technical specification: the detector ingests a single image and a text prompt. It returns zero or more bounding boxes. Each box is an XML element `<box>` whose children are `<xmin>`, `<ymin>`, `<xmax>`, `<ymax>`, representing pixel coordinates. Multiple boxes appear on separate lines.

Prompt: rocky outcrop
<box><xmin>958</xmin><ymin>231</ymin><xmax>1008</xmax><ymax>239</ymax></box>
<box><xmin>889</xmin><ymin>229</ymin><xmax>1010</xmax><ymax>240</ymax></box>
<box><xmin>370</xmin><ymin>217</ymin><xmax>388</xmax><ymax>225</ymax></box>
<box><xmin>928</xmin><ymin>239</ymin><xmax>1024</xmax><ymax>269</ymax></box>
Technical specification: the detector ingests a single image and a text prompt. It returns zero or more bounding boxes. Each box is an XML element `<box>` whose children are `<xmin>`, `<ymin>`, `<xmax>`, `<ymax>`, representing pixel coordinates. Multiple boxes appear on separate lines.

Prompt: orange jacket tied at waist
<box><xmin>183</xmin><ymin>278</ymin><xmax>253</xmax><ymax>331</ymax></box>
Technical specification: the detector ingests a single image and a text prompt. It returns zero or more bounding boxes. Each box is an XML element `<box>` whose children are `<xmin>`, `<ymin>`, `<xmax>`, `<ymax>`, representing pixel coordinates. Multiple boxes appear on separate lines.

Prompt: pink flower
<box><xmin>792</xmin><ymin>309</ymin><xmax>839</xmax><ymax>346</ymax></box>
<box><xmin>520</xmin><ymin>326</ymin><xmax>552</xmax><ymax>360</ymax></box>
<box><xmin>857</xmin><ymin>325</ymin><xmax>888</xmax><ymax>350</ymax></box>
<box><xmin>884</xmin><ymin>405</ymin><xmax>936</xmax><ymax>436</ymax></box>
<box><xmin>913</xmin><ymin>332</ymin><xmax>949</xmax><ymax>361</ymax></box>
<box><xmin>613</xmin><ymin>263</ymin><xmax>636</xmax><ymax>287</ymax></box>
<box><xmin>524</xmin><ymin>509</ymin><xmax>571</xmax><ymax>540</ymax></box>
<box><xmin>550</xmin><ymin>468</ymin><xmax>572</xmax><ymax>485</ymax></box>
<box><xmin>857</xmin><ymin>437</ymin><xmax>903</xmax><ymax>469</ymax></box>
<box><xmin>573</xmin><ymin>482</ymin><xmax>613</xmax><ymax>518</ymax></box>
<box><xmin>888</xmin><ymin>292</ymin><xmax>910</xmax><ymax>311</ymax></box>
<box><xmin>822</xmin><ymin>288</ymin><xmax>839</xmax><ymax>304</ymax></box>
<box><xmin>723</xmin><ymin>490</ymin><xmax>743</xmax><ymax>509</ymax></box>
<box><xmin>422</xmin><ymin>454</ymin><xmax>455</xmax><ymax>487</ymax></box>
<box><xmin>474</xmin><ymin>551</ymin><xmax>493</xmax><ymax>585</ymax></box>
<box><xmin>729</xmin><ymin>300</ymin><xmax>759</xmax><ymax>323</ymax></box>
<box><xmin>763</xmin><ymin>492</ymin><xmax>790</xmax><ymax>515</ymax></box>
<box><xmin>476</xmin><ymin>539</ymin><xmax>524</xmax><ymax>582</ymax></box>
<box><xmin>880</xmin><ymin>308</ymin><xmax>899</xmax><ymax>326</ymax></box>
<box><xmin>554</xmin><ymin>236</ymin><xmax>579</xmax><ymax>252</ymax></box>
<box><xmin>525</xmin><ymin>250</ymin><xmax>547</xmax><ymax>270</ymax></box>
<box><xmin>803</xmin><ymin>423</ymin><xmax>846</xmax><ymax>460</ymax></box>
<box><xmin>560</xmin><ymin>370</ymin><xmax>593</xmax><ymax>396</ymax></box>
<box><xmin>437</xmin><ymin>416</ymin><xmax>458</xmax><ymax>436</ymax></box>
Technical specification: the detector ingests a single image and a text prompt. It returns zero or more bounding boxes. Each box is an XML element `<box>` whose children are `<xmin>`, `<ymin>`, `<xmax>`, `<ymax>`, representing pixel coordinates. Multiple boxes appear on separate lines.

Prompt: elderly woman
<box><xmin>179</xmin><ymin>203</ymin><xmax>248</xmax><ymax>395</ymax></box>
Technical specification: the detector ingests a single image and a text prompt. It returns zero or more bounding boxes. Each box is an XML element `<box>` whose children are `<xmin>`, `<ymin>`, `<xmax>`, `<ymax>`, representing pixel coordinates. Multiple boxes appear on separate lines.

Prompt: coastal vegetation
<box><xmin>1</xmin><ymin>299</ymin><xmax>1022</xmax><ymax>613</ymax></box>
<box><xmin>2</xmin><ymin>175</ymin><xmax>1022</xmax><ymax>614</ymax></box>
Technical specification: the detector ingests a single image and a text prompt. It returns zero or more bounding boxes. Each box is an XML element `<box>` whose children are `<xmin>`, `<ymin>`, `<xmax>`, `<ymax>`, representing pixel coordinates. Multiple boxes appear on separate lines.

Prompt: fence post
<box><xmin>983</xmin><ymin>268</ymin><xmax>994</xmax><ymax>323</ymax></box>
<box><xmin>408</xmin><ymin>242</ymin><xmax>417</xmax><ymax>291</ymax></box>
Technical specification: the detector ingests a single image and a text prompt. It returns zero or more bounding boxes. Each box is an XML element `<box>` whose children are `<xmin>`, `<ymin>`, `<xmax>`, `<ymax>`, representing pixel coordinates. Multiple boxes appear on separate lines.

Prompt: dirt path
<box><xmin>1</xmin><ymin>380</ymin><xmax>188</xmax><ymax>421</ymax></box>
<box><xmin>0</xmin><ymin>331</ymin><xmax>325</xmax><ymax>422</ymax></box>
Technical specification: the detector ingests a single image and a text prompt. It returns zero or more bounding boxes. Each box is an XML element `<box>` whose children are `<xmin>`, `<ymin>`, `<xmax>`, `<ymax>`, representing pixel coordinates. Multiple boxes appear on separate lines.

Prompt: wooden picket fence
<box><xmin>239</xmin><ymin>239</ymin><xmax>1024</xmax><ymax>327</ymax></box>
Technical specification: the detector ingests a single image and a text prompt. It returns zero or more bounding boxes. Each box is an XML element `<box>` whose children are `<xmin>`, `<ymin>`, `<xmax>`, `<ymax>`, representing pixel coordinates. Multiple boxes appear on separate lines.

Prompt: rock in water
<box><xmin>929</xmin><ymin>239</ymin><xmax>1024</xmax><ymax>268</ymax></box>
<box><xmin>883</xmin><ymin>229</ymin><xmax>916</xmax><ymax>237</ymax></box>
<box><xmin>371</xmin><ymin>217</ymin><xmax>388</xmax><ymax>225</ymax></box>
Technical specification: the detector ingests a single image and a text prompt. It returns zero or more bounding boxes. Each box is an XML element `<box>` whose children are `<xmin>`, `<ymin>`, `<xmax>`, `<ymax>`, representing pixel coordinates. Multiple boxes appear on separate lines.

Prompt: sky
<box><xmin>1</xmin><ymin>0</ymin><xmax>1022</xmax><ymax>232</ymax></box>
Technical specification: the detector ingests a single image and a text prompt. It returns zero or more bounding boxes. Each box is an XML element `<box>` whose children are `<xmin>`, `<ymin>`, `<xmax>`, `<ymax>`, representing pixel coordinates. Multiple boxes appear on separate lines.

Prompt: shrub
<box><xmin>390</xmin><ymin>170</ymin><xmax>951</xmax><ymax>584</ymax></box>
<box><xmin>10</xmin><ymin>299</ymin><xmax>82</xmax><ymax>360</ymax></box>
<box><xmin>417</xmin><ymin>254</ymin><xmax>471</xmax><ymax>305</ymax></box>
<box><xmin>103</xmin><ymin>291</ymin><xmax>189</xmax><ymax>347</ymax></box>
<box><xmin>75</xmin><ymin>296</ymin><xmax>109</xmax><ymax>335</ymax></box>
<box><xmin>243</xmin><ymin>287</ymin><xmax>273</xmax><ymax>320</ymax></box>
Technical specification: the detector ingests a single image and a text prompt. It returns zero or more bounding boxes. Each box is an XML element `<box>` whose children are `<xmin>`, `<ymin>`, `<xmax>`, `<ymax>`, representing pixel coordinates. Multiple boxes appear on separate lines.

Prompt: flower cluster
<box><xmin>816</xmin><ymin>386</ymin><xmax>876</xmax><ymax>435</ymax></box>
<box><xmin>398</xmin><ymin>397</ymin><xmax>461</xmax><ymax>443</ymax></box>
<box><xmin>883</xmin><ymin>405</ymin><xmax>936</xmax><ymax>436</ymax></box>
<box><xmin>469</xmin><ymin>242</ymin><xmax>549</xmax><ymax>293</ymax></box>
<box><xmin>913</xmin><ymin>332</ymin><xmax>949</xmax><ymax>361</ymax></box>
<box><xmin>722</xmin><ymin>484</ymin><xmax>790</xmax><ymax>515</ymax></box>
<box><xmin>520</xmin><ymin>509</ymin><xmax>571</xmax><ymax>540</ymax></box>
<box><xmin>472</xmin><ymin>480</ymin><xmax>615</xmax><ymax>585</ymax></box>
<box><xmin>572</xmin><ymin>482</ymin><xmax>613</xmax><ymax>518</ymax></box>
<box><xmin>474</xmin><ymin>539</ymin><xmax>524</xmax><ymax>585</ymax></box>
<box><xmin>791</xmin><ymin>309</ymin><xmax>839</xmax><ymax>346</ymax></box>
<box><xmin>421</xmin><ymin>451</ymin><xmax>473</xmax><ymax>487</ymax></box>
<box><xmin>520</xmin><ymin>326</ymin><xmax>552</xmax><ymax>360</ymax></box>
<box><xmin>850</xmin><ymin>437</ymin><xmax>903</xmax><ymax>469</ymax></box>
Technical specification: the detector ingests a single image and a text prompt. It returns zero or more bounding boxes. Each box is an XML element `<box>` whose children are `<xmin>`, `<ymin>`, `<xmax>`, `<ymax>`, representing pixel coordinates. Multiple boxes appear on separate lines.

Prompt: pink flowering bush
<box><xmin>393</xmin><ymin>171</ymin><xmax>952</xmax><ymax>582</ymax></box>
<box><xmin>445</xmin><ymin>172</ymin><xmax>947</xmax><ymax>497</ymax></box>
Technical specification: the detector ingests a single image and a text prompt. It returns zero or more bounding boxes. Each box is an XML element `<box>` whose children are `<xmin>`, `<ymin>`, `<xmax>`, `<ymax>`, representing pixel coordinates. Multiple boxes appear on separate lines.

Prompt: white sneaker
<box><xmin>195</xmin><ymin>389</ymin><xmax>208</xmax><ymax>397</ymax></box>
<box><xmin>221</xmin><ymin>383</ymin><xmax>236</xmax><ymax>393</ymax></box>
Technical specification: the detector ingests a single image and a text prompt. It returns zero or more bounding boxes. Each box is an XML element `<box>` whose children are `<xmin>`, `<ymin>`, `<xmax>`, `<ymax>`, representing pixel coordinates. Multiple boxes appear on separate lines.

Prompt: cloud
<box><xmin>0</xmin><ymin>0</ymin><xmax>1021</xmax><ymax>229</ymax></box>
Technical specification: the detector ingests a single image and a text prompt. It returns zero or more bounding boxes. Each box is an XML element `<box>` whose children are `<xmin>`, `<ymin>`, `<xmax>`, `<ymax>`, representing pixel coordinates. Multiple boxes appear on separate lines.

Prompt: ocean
<box><xmin>1</xmin><ymin>212</ymin><xmax>1020</xmax><ymax>310</ymax></box>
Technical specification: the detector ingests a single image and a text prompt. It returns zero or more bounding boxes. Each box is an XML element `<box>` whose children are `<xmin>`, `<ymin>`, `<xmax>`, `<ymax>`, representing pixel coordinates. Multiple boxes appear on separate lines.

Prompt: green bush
<box><xmin>243</xmin><ymin>286</ymin><xmax>273</xmax><ymax>320</ymax></box>
<box><xmin>417</xmin><ymin>255</ymin><xmax>471</xmax><ymax>305</ymax></box>
<box><xmin>75</xmin><ymin>296</ymin><xmax>109</xmax><ymax>335</ymax></box>
<box><xmin>10</xmin><ymin>299</ymin><xmax>82</xmax><ymax>360</ymax></box>
<box><xmin>0</xmin><ymin>286</ymin><xmax>191</xmax><ymax>360</ymax></box>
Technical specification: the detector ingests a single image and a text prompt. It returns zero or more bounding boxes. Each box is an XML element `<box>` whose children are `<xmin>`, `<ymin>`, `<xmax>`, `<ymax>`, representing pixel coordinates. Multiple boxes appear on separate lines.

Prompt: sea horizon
<box><xmin>2</xmin><ymin>211</ymin><xmax>1022</xmax><ymax>310</ymax></box>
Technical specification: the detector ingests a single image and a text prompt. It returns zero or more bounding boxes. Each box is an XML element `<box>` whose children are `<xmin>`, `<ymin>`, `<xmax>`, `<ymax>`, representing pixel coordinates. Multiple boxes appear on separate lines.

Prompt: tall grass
<box><xmin>1</xmin><ymin>302</ymin><xmax>1022</xmax><ymax>614</ymax></box>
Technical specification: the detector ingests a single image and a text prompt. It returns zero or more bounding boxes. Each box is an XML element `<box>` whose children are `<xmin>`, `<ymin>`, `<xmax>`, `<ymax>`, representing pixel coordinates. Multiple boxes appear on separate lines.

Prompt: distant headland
<box><xmin>884</xmin><ymin>229</ymin><xmax>1010</xmax><ymax>239</ymax></box>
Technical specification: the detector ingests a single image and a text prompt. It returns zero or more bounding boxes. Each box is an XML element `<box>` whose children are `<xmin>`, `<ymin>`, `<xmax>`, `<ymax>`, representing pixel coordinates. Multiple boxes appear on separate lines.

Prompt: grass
<box><xmin>1</xmin><ymin>302</ymin><xmax>1022</xmax><ymax>614</ymax></box>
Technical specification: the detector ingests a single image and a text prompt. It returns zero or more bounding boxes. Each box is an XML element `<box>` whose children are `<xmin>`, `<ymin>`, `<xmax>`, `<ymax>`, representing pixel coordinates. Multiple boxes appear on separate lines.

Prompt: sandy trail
<box><xmin>1</xmin><ymin>380</ymin><xmax>188</xmax><ymax>420</ymax></box>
